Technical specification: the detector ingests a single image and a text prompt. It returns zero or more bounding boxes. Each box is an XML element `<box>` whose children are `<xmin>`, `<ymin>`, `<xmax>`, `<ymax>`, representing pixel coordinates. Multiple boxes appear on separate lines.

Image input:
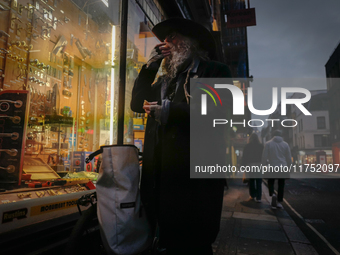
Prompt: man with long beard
<box><xmin>131</xmin><ymin>18</ymin><xmax>231</xmax><ymax>255</ymax></box>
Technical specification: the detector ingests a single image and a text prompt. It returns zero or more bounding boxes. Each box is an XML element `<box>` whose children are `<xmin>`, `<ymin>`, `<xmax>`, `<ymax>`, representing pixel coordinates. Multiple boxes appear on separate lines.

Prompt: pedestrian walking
<box><xmin>242</xmin><ymin>133</ymin><xmax>264</xmax><ymax>202</ymax></box>
<box><xmin>131</xmin><ymin>18</ymin><xmax>232</xmax><ymax>255</ymax></box>
<box><xmin>262</xmin><ymin>129</ymin><xmax>292</xmax><ymax>209</ymax></box>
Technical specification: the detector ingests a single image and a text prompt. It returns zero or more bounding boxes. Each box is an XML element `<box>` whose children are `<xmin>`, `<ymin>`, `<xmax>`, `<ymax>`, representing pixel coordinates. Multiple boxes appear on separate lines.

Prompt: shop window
<box><xmin>0</xmin><ymin>0</ymin><xmax>121</xmax><ymax>191</ymax></box>
<box><xmin>125</xmin><ymin>1</ymin><xmax>161</xmax><ymax>150</ymax></box>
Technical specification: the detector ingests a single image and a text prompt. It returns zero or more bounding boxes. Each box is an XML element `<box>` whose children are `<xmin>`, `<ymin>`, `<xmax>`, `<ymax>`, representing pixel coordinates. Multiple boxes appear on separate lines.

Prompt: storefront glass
<box><xmin>0</xmin><ymin>0</ymin><xmax>166</xmax><ymax>238</ymax></box>
<box><xmin>124</xmin><ymin>0</ymin><xmax>162</xmax><ymax>150</ymax></box>
<box><xmin>0</xmin><ymin>0</ymin><xmax>121</xmax><ymax>187</ymax></box>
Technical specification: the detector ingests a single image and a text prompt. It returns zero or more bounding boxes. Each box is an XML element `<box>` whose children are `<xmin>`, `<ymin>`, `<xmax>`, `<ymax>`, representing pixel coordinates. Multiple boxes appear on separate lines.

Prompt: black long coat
<box><xmin>131</xmin><ymin>58</ymin><xmax>232</xmax><ymax>248</ymax></box>
<box><xmin>242</xmin><ymin>142</ymin><xmax>264</xmax><ymax>165</ymax></box>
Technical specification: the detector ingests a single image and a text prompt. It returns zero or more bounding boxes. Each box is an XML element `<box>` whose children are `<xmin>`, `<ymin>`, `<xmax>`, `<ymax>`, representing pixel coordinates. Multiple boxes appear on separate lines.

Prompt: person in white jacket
<box><xmin>262</xmin><ymin>130</ymin><xmax>292</xmax><ymax>209</ymax></box>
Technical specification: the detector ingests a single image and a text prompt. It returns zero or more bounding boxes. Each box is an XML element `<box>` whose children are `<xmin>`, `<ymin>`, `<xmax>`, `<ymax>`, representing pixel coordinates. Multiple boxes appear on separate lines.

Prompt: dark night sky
<box><xmin>246</xmin><ymin>0</ymin><xmax>340</xmax><ymax>123</ymax></box>
<box><xmin>248</xmin><ymin>0</ymin><xmax>340</xmax><ymax>79</ymax></box>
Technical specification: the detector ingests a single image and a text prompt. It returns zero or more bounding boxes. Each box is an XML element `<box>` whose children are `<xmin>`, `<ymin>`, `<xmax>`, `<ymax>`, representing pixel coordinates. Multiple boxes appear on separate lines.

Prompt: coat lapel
<box><xmin>172</xmin><ymin>58</ymin><xmax>207</xmax><ymax>103</ymax></box>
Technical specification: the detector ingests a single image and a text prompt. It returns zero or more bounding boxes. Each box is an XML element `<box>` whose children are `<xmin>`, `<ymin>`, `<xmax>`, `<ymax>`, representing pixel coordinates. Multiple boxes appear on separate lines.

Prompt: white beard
<box><xmin>162</xmin><ymin>38</ymin><xmax>193</xmax><ymax>80</ymax></box>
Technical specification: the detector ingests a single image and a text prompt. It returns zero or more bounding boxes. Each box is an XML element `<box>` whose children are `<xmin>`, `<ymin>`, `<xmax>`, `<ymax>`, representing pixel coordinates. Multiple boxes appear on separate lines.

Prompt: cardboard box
<box><xmin>134</xmin><ymin>139</ymin><xmax>143</xmax><ymax>152</ymax></box>
<box><xmin>133</xmin><ymin>118</ymin><xmax>144</xmax><ymax>125</ymax></box>
<box><xmin>134</xmin><ymin>131</ymin><xmax>145</xmax><ymax>139</ymax></box>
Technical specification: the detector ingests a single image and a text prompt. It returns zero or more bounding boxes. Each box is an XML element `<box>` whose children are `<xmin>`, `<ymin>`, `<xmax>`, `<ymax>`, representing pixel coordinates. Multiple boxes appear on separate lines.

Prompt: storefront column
<box><xmin>117</xmin><ymin>0</ymin><xmax>129</xmax><ymax>145</ymax></box>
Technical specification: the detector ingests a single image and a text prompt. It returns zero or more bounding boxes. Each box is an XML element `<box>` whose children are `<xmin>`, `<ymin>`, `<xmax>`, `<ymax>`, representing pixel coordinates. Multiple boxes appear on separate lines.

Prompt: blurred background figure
<box><xmin>262</xmin><ymin>129</ymin><xmax>292</xmax><ymax>209</ymax></box>
<box><xmin>242</xmin><ymin>133</ymin><xmax>264</xmax><ymax>202</ymax></box>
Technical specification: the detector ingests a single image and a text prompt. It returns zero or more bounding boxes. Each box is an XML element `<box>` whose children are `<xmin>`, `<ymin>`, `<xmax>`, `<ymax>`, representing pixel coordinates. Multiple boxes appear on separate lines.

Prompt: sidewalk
<box><xmin>212</xmin><ymin>179</ymin><xmax>318</xmax><ymax>255</ymax></box>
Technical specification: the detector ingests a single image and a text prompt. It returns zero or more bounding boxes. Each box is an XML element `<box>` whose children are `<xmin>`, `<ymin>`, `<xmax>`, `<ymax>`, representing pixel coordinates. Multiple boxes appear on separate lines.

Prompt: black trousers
<box><xmin>268</xmin><ymin>178</ymin><xmax>285</xmax><ymax>202</ymax></box>
<box><xmin>249</xmin><ymin>178</ymin><xmax>262</xmax><ymax>200</ymax></box>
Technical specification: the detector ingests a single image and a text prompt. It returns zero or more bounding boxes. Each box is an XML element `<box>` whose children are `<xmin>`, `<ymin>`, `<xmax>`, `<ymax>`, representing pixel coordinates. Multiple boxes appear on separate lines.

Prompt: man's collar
<box><xmin>182</xmin><ymin>57</ymin><xmax>200</xmax><ymax>74</ymax></box>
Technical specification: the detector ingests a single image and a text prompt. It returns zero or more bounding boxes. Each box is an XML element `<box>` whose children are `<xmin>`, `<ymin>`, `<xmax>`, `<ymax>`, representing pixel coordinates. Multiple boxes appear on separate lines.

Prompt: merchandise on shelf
<box><xmin>0</xmin><ymin>0</ymin><xmax>119</xmax><ymax>191</ymax></box>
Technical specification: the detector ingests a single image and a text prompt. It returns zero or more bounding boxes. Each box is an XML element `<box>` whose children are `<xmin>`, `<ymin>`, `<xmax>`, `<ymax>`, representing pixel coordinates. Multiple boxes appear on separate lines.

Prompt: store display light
<box><xmin>110</xmin><ymin>25</ymin><xmax>116</xmax><ymax>144</ymax></box>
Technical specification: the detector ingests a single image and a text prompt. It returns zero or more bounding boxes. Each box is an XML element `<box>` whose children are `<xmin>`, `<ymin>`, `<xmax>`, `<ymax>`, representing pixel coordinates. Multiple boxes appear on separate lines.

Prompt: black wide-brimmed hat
<box><xmin>152</xmin><ymin>18</ymin><xmax>217</xmax><ymax>59</ymax></box>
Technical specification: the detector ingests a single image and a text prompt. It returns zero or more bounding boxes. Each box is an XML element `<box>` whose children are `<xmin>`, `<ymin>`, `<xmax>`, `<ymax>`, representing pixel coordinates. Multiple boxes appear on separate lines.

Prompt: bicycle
<box><xmin>64</xmin><ymin>192</ymin><xmax>104</xmax><ymax>255</ymax></box>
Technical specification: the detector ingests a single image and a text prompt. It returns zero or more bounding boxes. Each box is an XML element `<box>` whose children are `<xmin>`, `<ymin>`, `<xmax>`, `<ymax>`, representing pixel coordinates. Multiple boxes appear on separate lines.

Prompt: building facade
<box><xmin>261</xmin><ymin>91</ymin><xmax>332</xmax><ymax>165</ymax></box>
<box><xmin>290</xmin><ymin>91</ymin><xmax>332</xmax><ymax>165</ymax></box>
<box><xmin>325</xmin><ymin>42</ymin><xmax>340</xmax><ymax>164</ymax></box>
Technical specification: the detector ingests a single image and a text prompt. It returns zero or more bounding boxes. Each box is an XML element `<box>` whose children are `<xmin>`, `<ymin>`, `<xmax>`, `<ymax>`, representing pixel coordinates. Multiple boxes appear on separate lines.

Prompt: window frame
<box><xmin>317</xmin><ymin>116</ymin><xmax>326</xmax><ymax>129</ymax></box>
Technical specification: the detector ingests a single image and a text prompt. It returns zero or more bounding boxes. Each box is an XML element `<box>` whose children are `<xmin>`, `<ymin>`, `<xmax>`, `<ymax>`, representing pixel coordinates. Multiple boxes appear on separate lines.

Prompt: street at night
<box><xmin>283</xmin><ymin>177</ymin><xmax>340</xmax><ymax>255</ymax></box>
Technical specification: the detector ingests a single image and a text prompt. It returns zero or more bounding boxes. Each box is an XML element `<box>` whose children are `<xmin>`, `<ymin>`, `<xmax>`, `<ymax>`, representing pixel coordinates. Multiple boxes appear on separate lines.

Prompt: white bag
<box><xmin>94</xmin><ymin>145</ymin><xmax>152</xmax><ymax>255</ymax></box>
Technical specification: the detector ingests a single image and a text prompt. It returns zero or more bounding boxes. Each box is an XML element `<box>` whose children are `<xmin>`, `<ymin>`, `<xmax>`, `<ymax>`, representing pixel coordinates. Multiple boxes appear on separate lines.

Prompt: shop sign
<box><xmin>226</xmin><ymin>8</ymin><xmax>256</xmax><ymax>28</ymax></box>
<box><xmin>30</xmin><ymin>199</ymin><xmax>78</xmax><ymax>216</ymax></box>
<box><xmin>2</xmin><ymin>208</ymin><xmax>28</xmax><ymax>224</ymax></box>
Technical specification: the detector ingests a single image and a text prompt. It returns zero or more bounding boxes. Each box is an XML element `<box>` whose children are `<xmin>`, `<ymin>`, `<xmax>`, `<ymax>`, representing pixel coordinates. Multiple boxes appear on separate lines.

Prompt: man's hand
<box><xmin>158</xmin><ymin>42</ymin><xmax>172</xmax><ymax>56</ymax></box>
<box><xmin>143</xmin><ymin>101</ymin><xmax>158</xmax><ymax>114</ymax></box>
<box><xmin>146</xmin><ymin>42</ymin><xmax>172</xmax><ymax>68</ymax></box>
